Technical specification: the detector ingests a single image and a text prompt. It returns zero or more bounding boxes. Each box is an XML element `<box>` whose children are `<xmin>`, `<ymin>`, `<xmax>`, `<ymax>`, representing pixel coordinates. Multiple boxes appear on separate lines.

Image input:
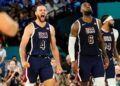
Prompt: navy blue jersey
<box><xmin>29</xmin><ymin>21</ymin><xmax>51</xmax><ymax>55</ymax></box>
<box><xmin>78</xmin><ymin>18</ymin><xmax>100</xmax><ymax>56</ymax></box>
<box><xmin>101</xmin><ymin>28</ymin><xmax>114</xmax><ymax>58</ymax></box>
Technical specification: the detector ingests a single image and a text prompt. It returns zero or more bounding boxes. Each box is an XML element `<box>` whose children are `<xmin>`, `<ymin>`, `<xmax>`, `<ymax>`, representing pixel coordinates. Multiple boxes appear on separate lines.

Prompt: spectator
<box><xmin>7</xmin><ymin>56</ymin><xmax>22</xmax><ymax>71</ymax></box>
<box><xmin>5</xmin><ymin>60</ymin><xmax>24</xmax><ymax>86</ymax></box>
<box><xmin>58</xmin><ymin>55</ymin><xmax>71</xmax><ymax>86</ymax></box>
<box><xmin>12</xmin><ymin>56</ymin><xmax>22</xmax><ymax>71</ymax></box>
<box><xmin>55</xmin><ymin>0</ymin><xmax>66</xmax><ymax>14</ymax></box>
<box><xmin>0</xmin><ymin>41</ymin><xmax>6</xmax><ymax>63</ymax></box>
<box><xmin>53</xmin><ymin>0</ymin><xmax>59</xmax><ymax>4</ymax></box>
<box><xmin>45</xmin><ymin>0</ymin><xmax>58</xmax><ymax>18</ymax></box>
<box><xmin>0</xmin><ymin>56</ymin><xmax>5</xmax><ymax>82</ymax></box>
<box><xmin>115</xmin><ymin>64</ymin><xmax>120</xmax><ymax>86</ymax></box>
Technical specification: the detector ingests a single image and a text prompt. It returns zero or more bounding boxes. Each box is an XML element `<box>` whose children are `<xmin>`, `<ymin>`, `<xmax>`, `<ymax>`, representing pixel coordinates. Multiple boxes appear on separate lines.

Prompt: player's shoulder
<box><xmin>96</xmin><ymin>18</ymin><xmax>101</xmax><ymax>21</ymax></box>
<box><xmin>24</xmin><ymin>22</ymin><xmax>35</xmax><ymax>35</ymax></box>
<box><xmin>25</xmin><ymin>22</ymin><xmax>34</xmax><ymax>29</ymax></box>
<box><xmin>49</xmin><ymin>23</ymin><xmax>54</xmax><ymax>28</ymax></box>
<box><xmin>113</xmin><ymin>28</ymin><xmax>118</xmax><ymax>32</ymax></box>
<box><xmin>113</xmin><ymin>28</ymin><xmax>119</xmax><ymax>34</ymax></box>
<box><xmin>72</xmin><ymin>19</ymin><xmax>80</xmax><ymax>27</ymax></box>
<box><xmin>95</xmin><ymin>18</ymin><xmax>101</xmax><ymax>22</ymax></box>
<box><xmin>113</xmin><ymin>28</ymin><xmax>119</xmax><ymax>41</ymax></box>
<box><xmin>76</xmin><ymin>17</ymin><xmax>82</xmax><ymax>22</ymax></box>
<box><xmin>48</xmin><ymin>24</ymin><xmax>55</xmax><ymax>31</ymax></box>
<box><xmin>70</xmin><ymin>19</ymin><xmax>80</xmax><ymax>34</ymax></box>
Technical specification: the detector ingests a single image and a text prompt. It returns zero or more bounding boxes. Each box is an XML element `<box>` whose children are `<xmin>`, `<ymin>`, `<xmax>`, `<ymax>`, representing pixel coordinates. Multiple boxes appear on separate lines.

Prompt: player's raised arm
<box><xmin>0</xmin><ymin>12</ymin><xmax>18</xmax><ymax>37</ymax></box>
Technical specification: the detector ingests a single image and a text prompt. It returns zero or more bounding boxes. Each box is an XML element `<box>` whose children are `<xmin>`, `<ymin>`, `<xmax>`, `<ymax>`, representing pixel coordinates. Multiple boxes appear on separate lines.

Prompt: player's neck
<box><xmin>35</xmin><ymin>19</ymin><xmax>46</xmax><ymax>28</ymax></box>
<box><xmin>102</xmin><ymin>24</ymin><xmax>110</xmax><ymax>32</ymax></box>
<box><xmin>82</xmin><ymin>15</ymin><xmax>93</xmax><ymax>23</ymax></box>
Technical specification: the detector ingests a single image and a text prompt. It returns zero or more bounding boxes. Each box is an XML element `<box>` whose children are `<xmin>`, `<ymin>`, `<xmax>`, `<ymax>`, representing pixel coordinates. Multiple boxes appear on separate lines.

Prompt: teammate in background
<box><xmin>19</xmin><ymin>3</ymin><xmax>62</xmax><ymax>86</ymax></box>
<box><xmin>101</xmin><ymin>15</ymin><xmax>120</xmax><ymax>86</ymax></box>
<box><xmin>68</xmin><ymin>2</ymin><xmax>109</xmax><ymax>86</ymax></box>
<box><xmin>0</xmin><ymin>8</ymin><xmax>18</xmax><ymax>37</ymax></box>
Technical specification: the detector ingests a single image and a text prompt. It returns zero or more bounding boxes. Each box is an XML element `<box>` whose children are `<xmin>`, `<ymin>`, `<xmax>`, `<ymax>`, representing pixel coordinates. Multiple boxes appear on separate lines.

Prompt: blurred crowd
<box><xmin>0</xmin><ymin>0</ymin><xmax>81</xmax><ymax>86</ymax></box>
<box><xmin>1</xmin><ymin>0</ymin><xmax>120</xmax><ymax>86</ymax></box>
<box><xmin>0</xmin><ymin>0</ymin><xmax>80</xmax><ymax>47</ymax></box>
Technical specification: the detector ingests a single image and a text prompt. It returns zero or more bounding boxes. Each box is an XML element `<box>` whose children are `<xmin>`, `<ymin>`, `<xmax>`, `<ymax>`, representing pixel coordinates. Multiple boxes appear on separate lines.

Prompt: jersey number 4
<box><xmin>40</xmin><ymin>40</ymin><xmax>46</xmax><ymax>50</ymax></box>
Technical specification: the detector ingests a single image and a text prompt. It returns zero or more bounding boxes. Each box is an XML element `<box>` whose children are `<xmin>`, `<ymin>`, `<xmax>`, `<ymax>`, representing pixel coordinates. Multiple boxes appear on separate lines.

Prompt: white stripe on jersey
<box><xmin>29</xmin><ymin>23</ymin><xmax>36</xmax><ymax>55</ymax></box>
<box><xmin>76</xmin><ymin>20</ymin><xmax>81</xmax><ymax>67</ymax></box>
<box><xmin>77</xmin><ymin>20</ymin><xmax>82</xmax><ymax>81</ymax></box>
<box><xmin>96</xmin><ymin>18</ymin><xmax>101</xmax><ymax>30</ymax></box>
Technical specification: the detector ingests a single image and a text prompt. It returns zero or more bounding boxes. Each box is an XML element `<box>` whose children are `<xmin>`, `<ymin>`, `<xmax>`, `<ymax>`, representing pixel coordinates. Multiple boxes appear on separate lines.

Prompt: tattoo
<box><xmin>70</xmin><ymin>21</ymin><xmax>79</xmax><ymax>37</ymax></box>
<box><xmin>113</xmin><ymin>42</ymin><xmax>119</xmax><ymax>60</ymax></box>
<box><xmin>98</xmin><ymin>30</ymin><xmax>108</xmax><ymax>58</ymax></box>
<box><xmin>97</xmin><ymin>21</ymin><xmax>108</xmax><ymax>58</ymax></box>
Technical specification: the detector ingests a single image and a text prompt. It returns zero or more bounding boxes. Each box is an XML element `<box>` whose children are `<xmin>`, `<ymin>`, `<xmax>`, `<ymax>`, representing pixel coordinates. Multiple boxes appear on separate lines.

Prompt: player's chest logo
<box><xmin>85</xmin><ymin>27</ymin><xmax>96</xmax><ymax>34</ymax></box>
<box><xmin>103</xmin><ymin>36</ymin><xmax>112</xmax><ymax>42</ymax></box>
<box><xmin>38</xmin><ymin>32</ymin><xmax>48</xmax><ymax>38</ymax></box>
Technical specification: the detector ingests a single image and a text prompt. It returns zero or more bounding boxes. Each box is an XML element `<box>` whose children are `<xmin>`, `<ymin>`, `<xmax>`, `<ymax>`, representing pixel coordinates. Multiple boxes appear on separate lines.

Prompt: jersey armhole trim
<box><xmin>77</xmin><ymin>20</ymin><xmax>81</xmax><ymax>34</ymax></box>
<box><xmin>31</xmin><ymin>22</ymin><xmax>35</xmax><ymax>38</ymax></box>
<box><xmin>96</xmin><ymin>18</ymin><xmax>100</xmax><ymax>30</ymax></box>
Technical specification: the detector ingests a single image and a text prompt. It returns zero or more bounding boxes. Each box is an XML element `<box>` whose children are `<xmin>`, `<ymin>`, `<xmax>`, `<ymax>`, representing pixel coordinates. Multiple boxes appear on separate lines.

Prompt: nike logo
<box><xmin>82</xmin><ymin>23</ymin><xmax>86</xmax><ymax>26</ymax></box>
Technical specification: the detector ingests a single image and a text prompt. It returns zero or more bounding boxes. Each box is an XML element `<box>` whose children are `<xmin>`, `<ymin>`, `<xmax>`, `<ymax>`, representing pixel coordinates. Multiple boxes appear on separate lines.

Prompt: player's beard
<box><xmin>109</xmin><ymin>23</ymin><xmax>114</xmax><ymax>28</ymax></box>
<box><xmin>38</xmin><ymin>16</ymin><xmax>46</xmax><ymax>22</ymax></box>
<box><xmin>84</xmin><ymin>10</ymin><xmax>93</xmax><ymax>16</ymax></box>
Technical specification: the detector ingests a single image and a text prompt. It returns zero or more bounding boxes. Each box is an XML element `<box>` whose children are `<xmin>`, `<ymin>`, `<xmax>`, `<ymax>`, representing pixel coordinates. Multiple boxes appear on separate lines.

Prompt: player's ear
<box><xmin>80</xmin><ymin>4</ymin><xmax>83</xmax><ymax>13</ymax></box>
<box><xmin>35</xmin><ymin>11</ymin><xmax>37</xmax><ymax>16</ymax></box>
<box><xmin>80</xmin><ymin>8</ymin><xmax>83</xmax><ymax>13</ymax></box>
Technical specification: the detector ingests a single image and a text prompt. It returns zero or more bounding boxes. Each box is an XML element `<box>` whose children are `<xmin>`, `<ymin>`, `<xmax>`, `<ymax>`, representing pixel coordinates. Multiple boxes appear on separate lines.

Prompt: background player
<box><xmin>101</xmin><ymin>15</ymin><xmax>120</xmax><ymax>86</ymax></box>
<box><xmin>68</xmin><ymin>2</ymin><xmax>109</xmax><ymax>86</ymax></box>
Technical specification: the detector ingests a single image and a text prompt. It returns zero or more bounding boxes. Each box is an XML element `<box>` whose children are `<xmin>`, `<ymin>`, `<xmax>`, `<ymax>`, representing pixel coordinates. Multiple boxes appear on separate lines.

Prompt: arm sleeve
<box><xmin>68</xmin><ymin>36</ymin><xmax>76</xmax><ymax>62</ymax></box>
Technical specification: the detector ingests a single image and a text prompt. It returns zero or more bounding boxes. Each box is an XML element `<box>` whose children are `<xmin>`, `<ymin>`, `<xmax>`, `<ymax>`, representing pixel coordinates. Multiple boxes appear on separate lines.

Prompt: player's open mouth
<box><xmin>41</xmin><ymin>15</ymin><xmax>45</xmax><ymax>18</ymax></box>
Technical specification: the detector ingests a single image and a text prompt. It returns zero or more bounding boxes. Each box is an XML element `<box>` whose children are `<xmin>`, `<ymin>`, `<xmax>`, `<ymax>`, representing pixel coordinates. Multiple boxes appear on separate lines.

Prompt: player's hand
<box><xmin>71</xmin><ymin>61</ymin><xmax>79</xmax><ymax>73</ymax></box>
<box><xmin>56</xmin><ymin>64</ymin><xmax>63</xmax><ymax>74</ymax></box>
<box><xmin>22</xmin><ymin>61</ymin><xmax>30</xmax><ymax>69</ymax></box>
<box><xmin>103</xmin><ymin>56</ymin><xmax>109</xmax><ymax>69</ymax></box>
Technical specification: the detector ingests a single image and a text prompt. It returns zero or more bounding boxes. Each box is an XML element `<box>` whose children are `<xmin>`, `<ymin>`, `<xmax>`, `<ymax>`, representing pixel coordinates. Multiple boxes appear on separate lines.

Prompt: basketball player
<box><xmin>101</xmin><ymin>15</ymin><xmax>120</xmax><ymax>86</ymax></box>
<box><xmin>19</xmin><ymin>4</ymin><xmax>62</xmax><ymax>86</ymax></box>
<box><xmin>68</xmin><ymin>2</ymin><xmax>109</xmax><ymax>86</ymax></box>
<box><xmin>0</xmin><ymin>7</ymin><xmax>18</xmax><ymax>37</ymax></box>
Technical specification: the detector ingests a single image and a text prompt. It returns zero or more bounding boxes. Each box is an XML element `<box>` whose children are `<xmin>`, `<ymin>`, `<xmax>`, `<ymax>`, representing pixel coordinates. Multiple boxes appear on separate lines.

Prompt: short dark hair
<box><xmin>101</xmin><ymin>15</ymin><xmax>109</xmax><ymax>23</ymax></box>
<box><xmin>35</xmin><ymin>2</ymin><xmax>44</xmax><ymax>11</ymax></box>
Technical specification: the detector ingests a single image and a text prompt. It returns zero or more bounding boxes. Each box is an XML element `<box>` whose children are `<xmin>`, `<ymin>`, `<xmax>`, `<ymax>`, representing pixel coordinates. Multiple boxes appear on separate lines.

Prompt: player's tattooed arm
<box><xmin>69</xmin><ymin>21</ymin><xmax>79</xmax><ymax>62</ymax></box>
<box><xmin>70</xmin><ymin>21</ymin><xmax>79</xmax><ymax>37</ymax></box>
<box><xmin>68</xmin><ymin>21</ymin><xmax>79</xmax><ymax>72</ymax></box>
<box><xmin>113</xmin><ymin>41</ymin><xmax>119</xmax><ymax>61</ymax></box>
<box><xmin>97</xmin><ymin>20</ymin><xmax>108</xmax><ymax>58</ymax></box>
<box><xmin>97</xmin><ymin>20</ymin><xmax>109</xmax><ymax>69</ymax></box>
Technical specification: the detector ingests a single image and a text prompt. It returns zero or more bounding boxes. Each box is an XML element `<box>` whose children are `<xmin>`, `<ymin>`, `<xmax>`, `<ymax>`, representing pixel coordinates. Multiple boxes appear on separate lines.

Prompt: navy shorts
<box><xmin>79</xmin><ymin>55</ymin><xmax>105</xmax><ymax>82</ymax></box>
<box><xmin>105</xmin><ymin>57</ymin><xmax>115</xmax><ymax>79</ymax></box>
<box><xmin>27</xmin><ymin>55</ymin><xmax>53</xmax><ymax>83</ymax></box>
